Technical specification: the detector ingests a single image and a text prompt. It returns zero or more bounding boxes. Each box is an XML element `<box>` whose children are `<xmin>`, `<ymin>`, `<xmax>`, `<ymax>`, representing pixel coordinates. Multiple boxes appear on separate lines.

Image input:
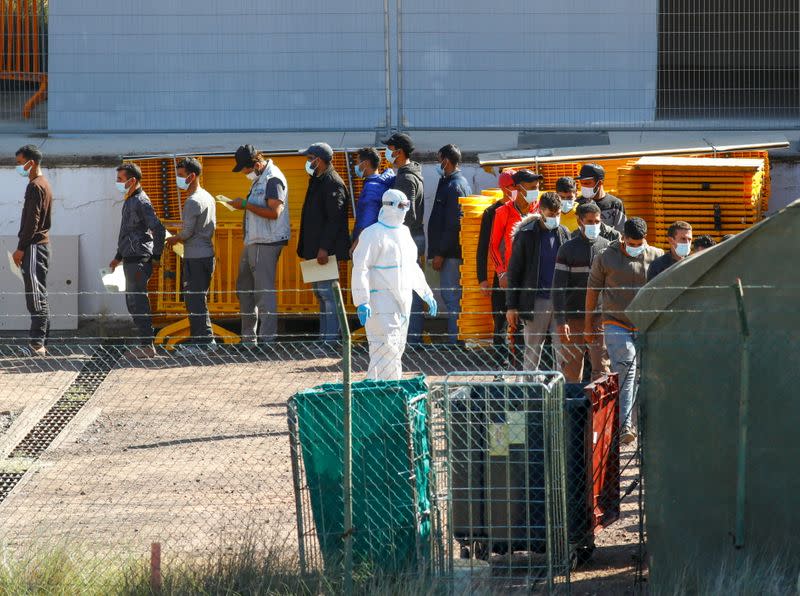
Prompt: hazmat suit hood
<box><xmin>378</xmin><ymin>189</ymin><xmax>410</xmax><ymax>228</ymax></box>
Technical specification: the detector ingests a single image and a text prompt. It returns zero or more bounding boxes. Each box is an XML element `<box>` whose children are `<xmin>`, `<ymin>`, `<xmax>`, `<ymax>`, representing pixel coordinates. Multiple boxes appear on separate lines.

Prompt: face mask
<box><xmin>580</xmin><ymin>184</ymin><xmax>597</xmax><ymax>199</ymax></box>
<box><xmin>385</xmin><ymin>148</ymin><xmax>395</xmax><ymax>164</ymax></box>
<box><xmin>524</xmin><ymin>189</ymin><xmax>540</xmax><ymax>204</ymax></box>
<box><xmin>246</xmin><ymin>171</ymin><xmax>258</xmax><ymax>181</ymax></box>
<box><xmin>115</xmin><ymin>181</ymin><xmax>129</xmax><ymax>194</ymax></box>
<box><xmin>354</xmin><ymin>163</ymin><xmax>365</xmax><ymax>178</ymax></box>
<box><xmin>561</xmin><ymin>200</ymin><xmax>575</xmax><ymax>213</ymax></box>
<box><xmin>544</xmin><ymin>216</ymin><xmax>560</xmax><ymax>230</ymax></box>
<box><xmin>176</xmin><ymin>175</ymin><xmax>189</xmax><ymax>190</ymax></box>
<box><xmin>16</xmin><ymin>162</ymin><xmax>31</xmax><ymax>177</ymax></box>
<box><xmin>435</xmin><ymin>163</ymin><xmax>445</xmax><ymax>177</ymax></box>
<box><xmin>626</xmin><ymin>244</ymin><xmax>645</xmax><ymax>258</ymax></box>
<box><xmin>583</xmin><ymin>223</ymin><xmax>601</xmax><ymax>240</ymax></box>
<box><xmin>305</xmin><ymin>159</ymin><xmax>317</xmax><ymax>176</ymax></box>
<box><xmin>508</xmin><ymin>190</ymin><xmax>518</xmax><ymax>201</ymax></box>
<box><xmin>675</xmin><ymin>241</ymin><xmax>691</xmax><ymax>258</ymax></box>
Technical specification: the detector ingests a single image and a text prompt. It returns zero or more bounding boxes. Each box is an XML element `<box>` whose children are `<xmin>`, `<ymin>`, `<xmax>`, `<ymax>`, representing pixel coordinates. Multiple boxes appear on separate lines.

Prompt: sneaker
<box><xmin>620</xmin><ymin>426</ymin><xmax>638</xmax><ymax>445</ymax></box>
<box><xmin>19</xmin><ymin>345</ymin><xmax>46</xmax><ymax>357</ymax></box>
<box><xmin>124</xmin><ymin>345</ymin><xmax>157</xmax><ymax>360</ymax></box>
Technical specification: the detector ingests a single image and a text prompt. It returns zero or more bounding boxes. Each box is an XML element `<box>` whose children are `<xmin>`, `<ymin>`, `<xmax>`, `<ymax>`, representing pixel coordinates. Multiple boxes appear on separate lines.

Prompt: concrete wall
<box><xmin>47</xmin><ymin>0</ymin><xmax>658</xmax><ymax>132</ymax></box>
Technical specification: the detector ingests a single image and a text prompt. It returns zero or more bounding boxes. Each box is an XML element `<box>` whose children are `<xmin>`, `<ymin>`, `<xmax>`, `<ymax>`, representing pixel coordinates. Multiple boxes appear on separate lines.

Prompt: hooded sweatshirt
<box><xmin>393</xmin><ymin>161</ymin><xmax>425</xmax><ymax>241</ymax></box>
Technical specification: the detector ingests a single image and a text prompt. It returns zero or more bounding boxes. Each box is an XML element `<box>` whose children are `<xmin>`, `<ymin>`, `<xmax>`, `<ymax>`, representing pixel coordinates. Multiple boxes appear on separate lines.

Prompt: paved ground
<box><xmin>0</xmin><ymin>346</ymin><xmax>643</xmax><ymax>592</ymax></box>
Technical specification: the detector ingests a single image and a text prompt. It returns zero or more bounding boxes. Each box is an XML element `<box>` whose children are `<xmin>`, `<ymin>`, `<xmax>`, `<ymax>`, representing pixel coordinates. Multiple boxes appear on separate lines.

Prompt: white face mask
<box><xmin>583</xmin><ymin>223</ymin><xmax>601</xmax><ymax>240</ymax></box>
<box><xmin>675</xmin><ymin>241</ymin><xmax>691</xmax><ymax>257</ymax></box>
<box><xmin>544</xmin><ymin>215</ymin><xmax>560</xmax><ymax>230</ymax></box>
<box><xmin>384</xmin><ymin>148</ymin><xmax>395</xmax><ymax>165</ymax></box>
<box><xmin>580</xmin><ymin>185</ymin><xmax>597</xmax><ymax>199</ymax></box>
<box><xmin>176</xmin><ymin>175</ymin><xmax>190</xmax><ymax>190</ymax></box>
<box><xmin>524</xmin><ymin>189</ymin><xmax>540</xmax><ymax>204</ymax></box>
<box><xmin>246</xmin><ymin>171</ymin><xmax>258</xmax><ymax>181</ymax></box>
<box><xmin>508</xmin><ymin>190</ymin><xmax>518</xmax><ymax>201</ymax></box>
<box><xmin>561</xmin><ymin>199</ymin><xmax>575</xmax><ymax>213</ymax></box>
<box><xmin>305</xmin><ymin>159</ymin><xmax>317</xmax><ymax>176</ymax></box>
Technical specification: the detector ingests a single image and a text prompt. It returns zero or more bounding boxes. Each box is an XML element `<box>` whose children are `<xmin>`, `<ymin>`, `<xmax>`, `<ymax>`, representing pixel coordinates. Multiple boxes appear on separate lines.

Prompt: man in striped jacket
<box><xmin>551</xmin><ymin>202</ymin><xmax>611</xmax><ymax>382</ymax></box>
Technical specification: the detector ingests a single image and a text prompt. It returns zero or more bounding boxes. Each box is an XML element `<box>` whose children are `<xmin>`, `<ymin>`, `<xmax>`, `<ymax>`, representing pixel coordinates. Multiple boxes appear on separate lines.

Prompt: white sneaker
<box><xmin>620</xmin><ymin>426</ymin><xmax>637</xmax><ymax>445</ymax></box>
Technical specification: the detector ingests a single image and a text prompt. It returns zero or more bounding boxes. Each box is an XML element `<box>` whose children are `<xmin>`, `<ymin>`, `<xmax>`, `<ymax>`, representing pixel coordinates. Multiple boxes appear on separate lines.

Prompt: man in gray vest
<box><xmin>231</xmin><ymin>144</ymin><xmax>290</xmax><ymax>345</ymax></box>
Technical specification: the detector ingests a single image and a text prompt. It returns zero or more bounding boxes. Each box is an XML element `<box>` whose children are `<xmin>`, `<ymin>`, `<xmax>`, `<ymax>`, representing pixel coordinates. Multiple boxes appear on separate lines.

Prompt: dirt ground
<box><xmin>0</xmin><ymin>346</ymin><xmax>643</xmax><ymax>592</ymax></box>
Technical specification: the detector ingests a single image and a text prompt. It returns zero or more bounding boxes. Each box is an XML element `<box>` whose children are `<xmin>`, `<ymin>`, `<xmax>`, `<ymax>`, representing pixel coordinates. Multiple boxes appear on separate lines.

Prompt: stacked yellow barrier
<box><xmin>458</xmin><ymin>190</ymin><xmax>503</xmax><ymax>343</ymax></box>
<box><xmin>617</xmin><ymin>156</ymin><xmax>766</xmax><ymax>249</ymax></box>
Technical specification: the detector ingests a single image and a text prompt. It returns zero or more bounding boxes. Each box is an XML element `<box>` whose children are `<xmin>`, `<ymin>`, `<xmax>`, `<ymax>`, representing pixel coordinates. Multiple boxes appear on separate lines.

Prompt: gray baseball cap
<box><xmin>300</xmin><ymin>142</ymin><xmax>333</xmax><ymax>163</ymax></box>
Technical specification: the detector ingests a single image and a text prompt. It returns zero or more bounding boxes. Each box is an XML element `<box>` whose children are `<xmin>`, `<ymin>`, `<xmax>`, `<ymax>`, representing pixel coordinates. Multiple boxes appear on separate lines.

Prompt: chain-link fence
<box><xmin>0</xmin><ymin>282</ymin><xmax>654</xmax><ymax>594</ymax></box>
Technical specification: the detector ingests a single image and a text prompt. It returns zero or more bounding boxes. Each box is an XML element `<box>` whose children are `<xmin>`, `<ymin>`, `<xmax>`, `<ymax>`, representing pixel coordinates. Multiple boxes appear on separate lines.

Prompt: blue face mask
<box><xmin>16</xmin><ymin>162</ymin><xmax>30</xmax><ymax>177</ymax></box>
<box><xmin>544</xmin><ymin>215</ymin><xmax>560</xmax><ymax>230</ymax></box>
<box><xmin>176</xmin><ymin>175</ymin><xmax>189</xmax><ymax>190</ymax></box>
<box><xmin>583</xmin><ymin>223</ymin><xmax>601</xmax><ymax>240</ymax></box>
<box><xmin>626</xmin><ymin>243</ymin><xmax>645</xmax><ymax>258</ymax></box>
<box><xmin>385</xmin><ymin>148</ymin><xmax>395</xmax><ymax>164</ymax></box>
<box><xmin>115</xmin><ymin>181</ymin><xmax>129</xmax><ymax>194</ymax></box>
<box><xmin>305</xmin><ymin>159</ymin><xmax>317</xmax><ymax>176</ymax></box>
<box><xmin>354</xmin><ymin>163</ymin><xmax>365</xmax><ymax>178</ymax></box>
<box><xmin>435</xmin><ymin>162</ymin><xmax>447</xmax><ymax>177</ymax></box>
<box><xmin>675</xmin><ymin>242</ymin><xmax>691</xmax><ymax>258</ymax></box>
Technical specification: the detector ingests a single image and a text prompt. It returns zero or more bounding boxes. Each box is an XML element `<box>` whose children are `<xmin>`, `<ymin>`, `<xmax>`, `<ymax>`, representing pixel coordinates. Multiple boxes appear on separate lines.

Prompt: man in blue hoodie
<box><xmin>427</xmin><ymin>143</ymin><xmax>472</xmax><ymax>344</ymax></box>
<box><xmin>350</xmin><ymin>147</ymin><xmax>395</xmax><ymax>251</ymax></box>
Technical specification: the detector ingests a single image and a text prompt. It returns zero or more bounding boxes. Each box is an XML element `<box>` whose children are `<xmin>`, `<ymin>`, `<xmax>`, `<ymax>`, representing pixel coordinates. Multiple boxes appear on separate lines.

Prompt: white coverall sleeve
<box><xmin>403</xmin><ymin>232</ymin><xmax>432</xmax><ymax>300</ymax></box>
<box><xmin>351</xmin><ymin>228</ymin><xmax>376</xmax><ymax>307</ymax></box>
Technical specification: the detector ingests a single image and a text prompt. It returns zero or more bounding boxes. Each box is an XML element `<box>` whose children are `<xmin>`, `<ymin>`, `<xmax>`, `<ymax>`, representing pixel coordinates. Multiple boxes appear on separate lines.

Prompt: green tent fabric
<box><xmin>627</xmin><ymin>199</ymin><xmax>800</xmax><ymax>585</ymax></box>
<box><xmin>290</xmin><ymin>376</ymin><xmax>431</xmax><ymax>574</ymax></box>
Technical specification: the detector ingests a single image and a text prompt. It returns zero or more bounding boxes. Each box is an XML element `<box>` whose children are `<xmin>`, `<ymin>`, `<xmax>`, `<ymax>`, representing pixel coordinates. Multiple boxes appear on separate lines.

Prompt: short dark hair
<box><xmin>16</xmin><ymin>144</ymin><xmax>42</xmax><ymax>164</ymax></box>
<box><xmin>692</xmin><ymin>235</ymin><xmax>716</xmax><ymax>250</ymax></box>
<box><xmin>556</xmin><ymin>176</ymin><xmax>576</xmax><ymax>193</ymax></box>
<box><xmin>667</xmin><ymin>221</ymin><xmax>692</xmax><ymax>238</ymax></box>
<box><xmin>176</xmin><ymin>156</ymin><xmax>202</xmax><ymax>177</ymax></box>
<box><xmin>438</xmin><ymin>144</ymin><xmax>461</xmax><ymax>166</ymax></box>
<box><xmin>576</xmin><ymin>201</ymin><xmax>601</xmax><ymax>220</ymax></box>
<box><xmin>721</xmin><ymin>234</ymin><xmax>735</xmax><ymax>242</ymax></box>
<box><xmin>357</xmin><ymin>147</ymin><xmax>380</xmax><ymax>169</ymax></box>
<box><xmin>538</xmin><ymin>191</ymin><xmax>561</xmax><ymax>212</ymax></box>
<box><xmin>116</xmin><ymin>163</ymin><xmax>142</xmax><ymax>181</ymax></box>
<box><xmin>623</xmin><ymin>217</ymin><xmax>647</xmax><ymax>240</ymax></box>
<box><xmin>513</xmin><ymin>169</ymin><xmax>542</xmax><ymax>185</ymax></box>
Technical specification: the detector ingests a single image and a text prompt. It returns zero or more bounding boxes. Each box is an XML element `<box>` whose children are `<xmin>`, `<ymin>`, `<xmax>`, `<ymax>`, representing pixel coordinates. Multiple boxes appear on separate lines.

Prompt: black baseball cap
<box><xmin>301</xmin><ymin>142</ymin><xmax>334</xmax><ymax>163</ymax></box>
<box><xmin>577</xmin><ymin>163</ymin><xmax>605</xmax><ymax>181</ymax></box>
<box><xmin>232</xmin><ymin>144</ymin><xmax>258</xmax><ymax>172</ymax></box>
<box><xmin>381</xmin><ymin>132</ymin><xmax>414</xmax><ymax>155</ymax></box>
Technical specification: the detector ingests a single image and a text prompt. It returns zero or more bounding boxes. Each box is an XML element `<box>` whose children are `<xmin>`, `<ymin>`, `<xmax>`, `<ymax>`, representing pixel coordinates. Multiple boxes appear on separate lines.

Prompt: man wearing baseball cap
<box><xmin>297</xmin><ymin>142</ymin><xmax>351</xmax><ymax>344</ymax></box>
<box><xmin>382</xmin><ymin>132</ymin><xmax>427</xmax><ymax>343</ymax></box>
<box><xmin>577</xmin><ymin>163</ymin><xmax>626</xmax><ymax>234</ymax></box>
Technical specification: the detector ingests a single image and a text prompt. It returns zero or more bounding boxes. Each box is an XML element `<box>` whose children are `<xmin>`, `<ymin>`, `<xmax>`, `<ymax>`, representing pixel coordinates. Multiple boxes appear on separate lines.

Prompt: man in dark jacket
<box><xmin>109</xmin><ymin>163</ymin><xmax>166</xmax><ymax>358</ymax></box>
<box><xmin>427</xmin><ymin>144</ymin><xmax>472</xmax><ymax>343</ymax></box>
<box><xmin>648</xmin><ymin>221</ymin><xmax>693</xmax><ymax>281</ymax></box>
<box><xmin>297</xmin><ymin>142</ymin><xmax>351</xmax><ymax>342</ymax></box>
<box><xmin>12</xmin><ymin>145</ymin><xmax>52</xmax><ymax>356</ymax></box>
<box><xmin>552</xmin><ymin>202</ymin><xmax>611</xmax><ymax>382</ymax></box>
<box><xmin>577</xmin><ymin>163</ymin><xmax>626</xmax><ymax>233</ymax></box>
<box><xmin>506</xmin><ymin>192</ymin><xmax>571</xmax><ymax>371</ymax></box>
<box><xmin>383</xmin><ymin>132</ymin><xmax>427</xmax><ymax>343</ymax></box>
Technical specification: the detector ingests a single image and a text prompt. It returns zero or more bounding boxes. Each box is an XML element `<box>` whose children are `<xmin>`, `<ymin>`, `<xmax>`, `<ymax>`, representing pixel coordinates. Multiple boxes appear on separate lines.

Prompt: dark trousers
<box><xmin>491</xmin><ymin>274</ymin><xmax>525</xmax><ymax>369</ymax></box>
<box><xmin>123</xmin><ymin>260</ymin><xmax>155</xmax><ymax>346</ymax></box>
<box><xmin>21</xmin><ymin>243</ymin><xmax>50</xmax><ymax>349</ymax></box>
<box><xmin>183</xmin><ymin>256</ymin><xmax>215</xmax><ymax>344</ymax></box>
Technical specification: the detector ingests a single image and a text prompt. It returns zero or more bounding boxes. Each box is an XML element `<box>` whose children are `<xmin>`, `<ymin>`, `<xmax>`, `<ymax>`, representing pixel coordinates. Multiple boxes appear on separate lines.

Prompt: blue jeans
<box><xmin>313</xmin><ymin>280</ymin><xmax>340</xmax><ymax>341</ymax></box>
<box><xmin>439</xmin><ymin>258</ymin><xmax>462</xmax><ymax>344</ymax></box>
<box><xmin>604</xmin><ymin>323</ymin><xmax>638</xmax><ymax>428</ymax></box>
<box><xmin>407</xmin><ymin>235</ymin><xmax>427</xmax><ymax>344</ymax></box>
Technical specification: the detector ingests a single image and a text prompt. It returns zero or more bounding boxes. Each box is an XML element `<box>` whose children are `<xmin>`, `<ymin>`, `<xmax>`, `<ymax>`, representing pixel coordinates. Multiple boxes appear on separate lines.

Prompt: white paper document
<box><xmin>215</xmin><ymin>194</ymin><xmax>237</xmax><ymax>212</ymax></box>
<box><xmin>6</xmin><ymin>251</ymin><xmax>23</xmax><ymax>282</ymax></box>
<box><xmin>164</xmin><ymin>231</ymin><xmax>184</xmax><ymax>258</ymax></box>
<box><xmin>100</xmin><ymin>266</ymin><xmax>126</xmax><ymax>293</ymax></box>
<box><xmin>300</xmin><ymin>256</ymin><xmax>339</xmax><ymax>283</ymax></box>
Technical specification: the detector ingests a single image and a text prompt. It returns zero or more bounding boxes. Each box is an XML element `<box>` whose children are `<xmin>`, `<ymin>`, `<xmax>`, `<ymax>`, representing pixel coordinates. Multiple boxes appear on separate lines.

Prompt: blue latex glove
<box><xmin>357</xmin><ymin>303</ymin><xmax>371</xmax><ymax>326</ymax></box>
<box><xmin>424</xmin><ymin>295</ymin><xmax>438</xmax><ymax>317</ymax></box>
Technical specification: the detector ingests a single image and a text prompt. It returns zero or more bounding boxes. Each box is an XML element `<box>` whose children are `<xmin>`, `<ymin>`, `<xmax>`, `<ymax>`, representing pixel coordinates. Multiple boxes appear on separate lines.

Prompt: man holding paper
<box><xmin>165</xmin><ymin>157</ymin><xmax>217</xmax><ymax>350</ymax></box>
<box><xmin>352</xmin><ymin>189</ymin><xmax>437</xmax><ymax>380</ymax></box>
<box><xmin>109</xmin><ymin>163</ymin><xmax>166</xmax><ymax>358</ymax></box>
<box><xmin>229</xmin><ymin>144</ymin><xmax>290</xmax><ymax>345</ymax></box>
<box><xmin>297</xmin><ymin>143</ymin><xmax>351</xmax><ymax>343</ymax></box>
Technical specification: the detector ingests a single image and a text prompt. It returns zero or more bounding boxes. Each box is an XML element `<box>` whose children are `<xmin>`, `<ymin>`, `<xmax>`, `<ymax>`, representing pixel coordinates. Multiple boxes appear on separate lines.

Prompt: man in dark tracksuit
<box><xmin>382</xmin><ymin>132</ymin><xmax>427</xmax><ymax>343</ymax></box>
<box><xmin>297</xmin><ymin>143</ymin><xmax>351</xmax><ymax>342</ymax></box>
<box><xmin>12</xmin><ymin>145</ymin><xmax>52</xmax><ymax>356</ymax></box>
<box><xmin>109</xmin><ymin>163</ymin><xmax>166</xmax><ymax>358</ymax></box>
<box><xmin>552</xmin><ymin>202</ymin><xmax>611</xmax><ymax>382</ymax></box>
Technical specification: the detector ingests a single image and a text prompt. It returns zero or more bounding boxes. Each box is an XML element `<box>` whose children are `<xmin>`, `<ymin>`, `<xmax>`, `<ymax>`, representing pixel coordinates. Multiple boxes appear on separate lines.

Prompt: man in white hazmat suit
<box><xmin>351</xmin><ymin>189</ymin><xmax>438</xmax><ymax>380</ymax></box>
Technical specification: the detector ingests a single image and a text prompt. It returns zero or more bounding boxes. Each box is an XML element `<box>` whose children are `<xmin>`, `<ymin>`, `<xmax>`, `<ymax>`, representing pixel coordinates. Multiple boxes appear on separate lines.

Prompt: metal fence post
<box><xmin>733</xmin><ymin>278</ymin><xmax>750</xmax><ymax>549</ymax></box>
<box><xmin>332</xmin><ymin>280</ymin><xmax>353</xmax><ymax>594</ymax></box>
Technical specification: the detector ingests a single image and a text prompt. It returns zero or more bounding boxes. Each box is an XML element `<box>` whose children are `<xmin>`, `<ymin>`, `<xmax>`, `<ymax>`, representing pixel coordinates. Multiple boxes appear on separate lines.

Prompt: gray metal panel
<box><xmin>0</xmin><ymin>236</ymin><xmax>79</xmax><ymax>331</ymax></box>
<box><xmin>398</xmin><ymin>0</ymin><xmax>657</xmax><ymax>129</ymax></box>
<box><xmin>48</xmin><ymin>1</ymin><xmax>388</xmax><ymax>132</ymax></box>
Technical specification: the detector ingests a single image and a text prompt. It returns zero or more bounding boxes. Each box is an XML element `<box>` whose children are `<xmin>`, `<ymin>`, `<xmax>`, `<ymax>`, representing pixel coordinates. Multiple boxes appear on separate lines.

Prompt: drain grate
<box><xmin>0</xmin><ymin>472</ymin><xmax>25</xmax><ymax>501</ymax></box>
<box><xmin>6</xmin><ymin>348</ymin><xmax>117</xmax><ymax>470</ymax></box>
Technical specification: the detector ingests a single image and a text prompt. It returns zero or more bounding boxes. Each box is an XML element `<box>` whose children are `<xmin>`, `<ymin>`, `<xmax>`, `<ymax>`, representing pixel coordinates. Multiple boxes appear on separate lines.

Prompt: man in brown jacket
<box><xmin>12</xmin><ymin>145</ymin><xmax>53</xmax><ymax>356</ymax></box>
